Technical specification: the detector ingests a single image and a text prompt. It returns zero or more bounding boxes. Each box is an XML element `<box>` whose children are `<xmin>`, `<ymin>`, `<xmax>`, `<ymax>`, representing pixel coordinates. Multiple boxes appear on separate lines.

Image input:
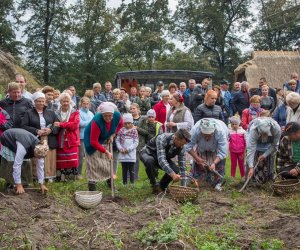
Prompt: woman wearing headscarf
<box><xmin>166</xmin><ymin>92</ymin><xmax>194</xmax><ymax>133</ymax></box>
<box><xmin>84</xmin><ymin>102</ymin><xmax>124</xmax><ymax>191</ymax></box>
<box><xmin>22</xmin><ymin>92</ymin><xmax>59</xmax><ymax>182</ymax></box>
<box><xmin>153</xmin><ymin>90</ymin><xmax>171</xmax><ymax>132</ymax></box>
<box><xmin>185</xmin><ymin>118</ymin><xmax>228</xmax><ymax>191</ymax></box>
<box><xmin>246</xmin><ymin>117</ymin><xmax>281</xmax><ymax>183</ymax></box>
<box><xmin>241</xmin><ymin>95</ymin><xmax>264</xmax><ymax>130</ymax></box>
<box><xmin>193</xmin><ymin>90</ymin><xmax>224</xmax><ymax>123</ymax></box>
<box><xmin>54</xmin><ymin>93</ymin><xmax>80</xmax><ymax>181</ymax></box>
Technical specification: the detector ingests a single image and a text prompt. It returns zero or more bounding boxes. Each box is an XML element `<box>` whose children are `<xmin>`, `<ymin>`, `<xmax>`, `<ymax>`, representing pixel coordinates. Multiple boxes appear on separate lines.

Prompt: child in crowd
<box><xmin>116</xmin><ymin>113</ymin><xmax>139</xmax><ymax>185</ymax></box>
<box><xmin>78</xmin><ymin>97</ymin><xmax>94</xmax><ymax>179</ymax></box>
<box><xmin>130</xmin><ymin>103</ymin><xmax>141</xmax><ymax>126</ymax></box>
<box><xmin>229</xmin><ymin>116</ymin><xmax>246</xmax><ymax>178</ymax></box>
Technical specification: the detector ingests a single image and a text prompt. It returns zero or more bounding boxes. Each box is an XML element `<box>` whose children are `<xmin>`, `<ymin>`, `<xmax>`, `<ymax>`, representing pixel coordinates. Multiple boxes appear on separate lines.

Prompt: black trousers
<box><xmin>140</xmin><ymin>150</ymin><xmax>179</xmax><ymax>190</ymax></box>
<box><xmin>122</xmin><ymin>162</ymin><xmax>135</xmax><ymax>184</ymax></box>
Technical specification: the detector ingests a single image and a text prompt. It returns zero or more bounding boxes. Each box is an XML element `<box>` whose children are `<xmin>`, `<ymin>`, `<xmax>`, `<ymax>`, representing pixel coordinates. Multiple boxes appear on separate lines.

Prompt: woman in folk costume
<box><xmin>246</xmin><ymin>117</ymin><xmax>281</xmax><ymax>183</ymax></box>
<box><xmin>185</xmin><ymin>118</ymin><xmax>228</xmax><ymax>191</ymax></box>
<box><xmin>84</xmin><ymin>102</ymin><xmax>124</xmax><ymax>191</ymax></box>
<box><xmin>54</xmin><ymin>93</ymin><xmax>80</xmax><ymax>181</ymax></box>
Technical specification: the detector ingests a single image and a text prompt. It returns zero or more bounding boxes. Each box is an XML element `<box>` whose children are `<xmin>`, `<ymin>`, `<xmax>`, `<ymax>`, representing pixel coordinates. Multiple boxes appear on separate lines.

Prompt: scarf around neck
<box><xmin>249</xmin><ymin>104</ymin><xmax>262</xmax><ymax>117</ymax></box>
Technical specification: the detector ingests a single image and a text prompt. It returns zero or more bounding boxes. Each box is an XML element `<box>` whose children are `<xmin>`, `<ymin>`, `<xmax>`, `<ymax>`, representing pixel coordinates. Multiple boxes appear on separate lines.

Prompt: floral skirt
<box><xmin>191</xmin><ymin>151</ymin><xmax>225</xmax><ymax>187</ymax></box>
<box><xmin>253</xmin><ymin>151</ymin><xmax>274</xmax><ymax>183</ymax></box>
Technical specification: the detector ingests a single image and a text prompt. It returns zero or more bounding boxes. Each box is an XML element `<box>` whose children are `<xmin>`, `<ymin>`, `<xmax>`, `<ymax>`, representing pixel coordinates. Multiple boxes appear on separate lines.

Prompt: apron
<box><xmin>86</xmin><ymin>144</ymin><xmax>112</xmax><ymax>182</ymax></box>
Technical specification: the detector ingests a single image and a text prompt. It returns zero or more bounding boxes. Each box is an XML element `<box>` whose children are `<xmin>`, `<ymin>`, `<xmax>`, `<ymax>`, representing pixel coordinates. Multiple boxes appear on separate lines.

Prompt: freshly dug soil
<box><xmin>0</xmin><ymin>187</ymin><xmax>299</xmax><ymax>249</ymax></box>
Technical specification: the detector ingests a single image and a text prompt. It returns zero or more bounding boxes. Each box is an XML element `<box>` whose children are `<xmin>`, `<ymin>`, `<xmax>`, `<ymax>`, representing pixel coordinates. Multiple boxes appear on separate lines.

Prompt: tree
<box><xmin>70</xmin><ymin>0</ymin><xmax>117</xmax><ymax>89</ymax></box>
<box><xmin>154</xmin><ymin>48</ymin><xmax>216</xmax><ymax>72</ymax></box>
<box><xmin>0</xmin><ymin>0</ymin><xmax>22</xmax><ymax>55</ymax></box>
<box><xmin>251</xmin><ymin>0</ymin><xmax>300</xmax><ymax>50</ymax></box>
<box><xmin>18</xmin><ymin>0</ymin><xmax>71</xmax><ymax>84</ymax></box>
<box><xmin>173</xmin><ymin>0</ymin><xmax>252</xmax><ymax>78</ymax></box>
<box><xmin>115</xmin><ymin>0</ymin><xmax>174</xmax><ymax>70</ymax></box>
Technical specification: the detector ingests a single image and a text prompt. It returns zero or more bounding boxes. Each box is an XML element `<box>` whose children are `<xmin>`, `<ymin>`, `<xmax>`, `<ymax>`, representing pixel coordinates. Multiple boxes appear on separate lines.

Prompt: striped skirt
<box><xmin>56</xmin><ymin>142</ymin><xmax>79</xmax><ymax>169</ymax></box>
<box><xmin>86</xmin><ymin>144</ymin><xmax>112</xmax><ymax>182</ymax></box>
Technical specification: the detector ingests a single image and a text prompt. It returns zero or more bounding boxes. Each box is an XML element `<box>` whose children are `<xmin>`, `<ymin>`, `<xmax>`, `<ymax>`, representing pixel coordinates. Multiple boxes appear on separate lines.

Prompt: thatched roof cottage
<box><xmin>234</xmin><ymin>50</ymin><xmax>300</xmax><ymax>89</ymax></box>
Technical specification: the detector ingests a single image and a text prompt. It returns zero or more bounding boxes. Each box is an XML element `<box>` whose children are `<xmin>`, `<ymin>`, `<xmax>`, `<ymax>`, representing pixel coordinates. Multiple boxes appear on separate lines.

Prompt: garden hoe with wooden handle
<box><xmin>239</xmin><ymin>161</ymin><xmax>259</xmax><ymax>193</ymax></box>
<box><xmin>109</xmin><ymin>142</ymin><xmax>115</xmax><ymax>199</ymax></box>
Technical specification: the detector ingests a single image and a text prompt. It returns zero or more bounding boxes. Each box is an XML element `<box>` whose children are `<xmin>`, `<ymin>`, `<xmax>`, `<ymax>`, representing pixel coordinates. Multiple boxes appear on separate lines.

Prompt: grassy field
<box><xmin>0</xmin><ymin>159</ymin><xmax>300</xmax><ymax>249</ymax></box>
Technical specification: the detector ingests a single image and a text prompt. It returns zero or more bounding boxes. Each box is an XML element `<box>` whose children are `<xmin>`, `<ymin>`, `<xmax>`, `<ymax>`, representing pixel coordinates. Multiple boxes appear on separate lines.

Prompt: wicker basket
<box><xmin>272</xmin><ymin>171</ymin><xmax>300</xmax><ymax>195</ymax></box>
<box><xmin>75</xmin><ymin>191</ymin><xmax>103</xmax><ymax>209</ymax></box>
<box><xmin>168</xmin><ymin>175</ymin><xmax>199</xmax><ymax>202</ymax></box>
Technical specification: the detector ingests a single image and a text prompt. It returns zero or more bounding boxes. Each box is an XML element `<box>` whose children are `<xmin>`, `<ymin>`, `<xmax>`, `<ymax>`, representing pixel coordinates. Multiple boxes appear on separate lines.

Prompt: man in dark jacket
<box><xmin>229</xmin><ymin>82</ymin><xmax>248</xmax><ymax>117</ymax></box>
<box><xmin>0</xmin><ymin>82</ymin><xmax>33</xmax><ymax>128</ymax></box>
<box><xmin>140</xmin><ymin>128</ymin><xmax>191</xmax><ymax>194</ymax></box>
<box><xmin>0</xmin><ymin>128</ymin><xmax>48</xmax><ymax>194</ymax></box>
<box><xmin>151</xmin><ymin>81</ymin><xmax>164</xmax><ymax>107</ymax></box>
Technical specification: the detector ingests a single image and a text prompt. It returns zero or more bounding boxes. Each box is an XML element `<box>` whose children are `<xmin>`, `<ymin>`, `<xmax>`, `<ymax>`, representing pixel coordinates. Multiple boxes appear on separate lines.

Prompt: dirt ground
<box><xmin>0</xmin><ymin>185</ymin><xmax>299</xmax><ymax>250</ymax></box>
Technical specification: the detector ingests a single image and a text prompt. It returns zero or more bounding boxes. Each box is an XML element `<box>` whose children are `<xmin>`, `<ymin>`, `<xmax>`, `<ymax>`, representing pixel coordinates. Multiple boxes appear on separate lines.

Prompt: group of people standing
<box><xmin>0</xmin><ymin>72</ymin><xmax>299</xmax><ymax>195</ymax></box>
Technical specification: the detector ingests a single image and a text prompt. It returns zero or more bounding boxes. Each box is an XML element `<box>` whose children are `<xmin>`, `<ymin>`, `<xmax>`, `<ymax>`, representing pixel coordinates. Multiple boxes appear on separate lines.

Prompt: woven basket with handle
<box><xmin>272</xmin><ymin>171</ymin><xmax>300</xmax><ymax>195</ymax></box>
<box><xmin>168</xmin><ymin>175</ymin><xmax>199</xmax><ymax>202</ymax></box>
<box><xmin>74</xmin><ymin>183</ymin><xmax>103</xmax><ymax>209</ymax></box>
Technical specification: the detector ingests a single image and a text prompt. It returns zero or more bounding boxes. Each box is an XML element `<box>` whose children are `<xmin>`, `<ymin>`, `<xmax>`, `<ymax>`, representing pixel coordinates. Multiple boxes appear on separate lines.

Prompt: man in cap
<box><xmin>0</xmin><ymin>128</ymin><xmax>48</xmax><ymax>194</ymax></box>
<box><xmin>151</xmin><ymin>81</ymin><xmax>164</xmax><ymax>107</ymax></box>
<box><xmin>276</xmin><ymin>122</ymin><xmax>300</xmax><ymax>178</ymax></box>
<box><xmin>140</xmin><ymin>128</ymin><xmax>191</xmax><ymax>194</ymax></box>
<box><xmin>246</xmin><ymin>117</ymin><xmax>281</xmax><ymax>183</ymax></box>
<box><xmin>185</xmin><ymin>118</ymin><xmax>228</xmax><ymax>191</ymax></box>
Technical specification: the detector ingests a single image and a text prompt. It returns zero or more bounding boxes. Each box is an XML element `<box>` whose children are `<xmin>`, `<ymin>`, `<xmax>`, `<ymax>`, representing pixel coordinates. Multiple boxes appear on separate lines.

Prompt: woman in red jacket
<box><xmin>54</xmin><ymin>93</ymin><xmax>80</xmax><ymax>181</ymax></box>
<box><xmin>241</xmin><ymin>95</ymin><xmax>264</xmax><ymax>130</ymax></box>
<box><xmin>153</xmin><ymin>90</ymin><xmax>171</xmax><ymax>132</ymax></box>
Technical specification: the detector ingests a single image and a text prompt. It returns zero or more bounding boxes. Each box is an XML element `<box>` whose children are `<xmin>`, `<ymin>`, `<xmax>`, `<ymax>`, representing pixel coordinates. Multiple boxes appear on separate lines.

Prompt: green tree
<box><xmin>70</xmin><ymin>0</ymin><xmax>117</xmax><ymax>90</ymax></box>
<box><xmin>251</xmin><ymin>0</ymin><xmax>300</xmax><ymax>50</ymax></box>
<box><xmin>173</xmin><ymin>0</ymin><xmax>252</xmax><ymax>78</ymax></box>
<box><xmin>0</xmin><ymin>0</ymin><xmax>22</xmax><ymax>55</ymax></box>
<box><xmin>18</xmin><ymin>0</ymin><xmax>71</xmax><ymax>84</ymax></box>
<box><xmin>115</xmin><ymin>0</ymin><xmax>174</xmax><ymax>70</ymax></box>
<box><xmin>154</xmin><ymin>49</ymin><xmax>216</xmax><ymax>72</ymax></box>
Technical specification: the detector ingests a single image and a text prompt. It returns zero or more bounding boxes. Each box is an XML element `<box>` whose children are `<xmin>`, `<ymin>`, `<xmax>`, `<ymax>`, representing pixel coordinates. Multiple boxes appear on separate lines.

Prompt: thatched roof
<box><xmin>0</xmin><ymin>50</ymin><xmax>40</xmax><ymax>93</ymax></box>
<box><xmin>234</xmin><ymin>50</ymin><xmax>300</xmax><ymax>89</ymax></box>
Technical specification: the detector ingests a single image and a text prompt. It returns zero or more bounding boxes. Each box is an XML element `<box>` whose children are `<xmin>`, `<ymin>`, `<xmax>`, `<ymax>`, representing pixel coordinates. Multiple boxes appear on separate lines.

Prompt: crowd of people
<box><xmin>0</xmin><ymin>72</ymin><xmax>299</xmax><ymax>195</ymax></box>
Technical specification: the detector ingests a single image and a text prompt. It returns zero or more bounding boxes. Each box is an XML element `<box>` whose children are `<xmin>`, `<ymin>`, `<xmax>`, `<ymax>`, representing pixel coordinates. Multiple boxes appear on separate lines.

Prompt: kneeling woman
<box><xmin>185</xmin><ymin>118</ymin><xmax>228</xmax><ymax>191</ymax></box>
<box><xmin>0</xmin><ymin>128</ymin><xmax>48</xmax><ymax>194</ymax></box>
<box><xmin>276</xmin><ymin>122</ymin><xmax>300</xmax><ymax>178</ymax></box>
<box><xmin>84</xmin><ymin>102</ymin><xmax>123</xmax><ymax>191</ymax></box>
<box><xmin>246</xmin><ymin>117</ymin><xmax>281</xmax><ymax>183</ymax></box>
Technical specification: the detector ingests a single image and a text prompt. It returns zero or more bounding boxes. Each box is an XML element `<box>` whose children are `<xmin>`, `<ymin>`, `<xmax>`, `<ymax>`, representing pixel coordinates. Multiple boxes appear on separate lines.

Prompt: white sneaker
<box><xmin>215</xmin><ymin>183</ymin><xmax>223</xmax><ymax>192</ymax></box>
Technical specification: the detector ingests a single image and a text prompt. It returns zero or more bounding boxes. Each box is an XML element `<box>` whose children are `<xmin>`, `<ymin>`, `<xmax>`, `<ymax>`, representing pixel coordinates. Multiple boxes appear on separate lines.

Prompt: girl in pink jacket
<box><xmin>229</xmin><ymin>116</ymin><xmax>246</xmax><ymax>178</ymax></box>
